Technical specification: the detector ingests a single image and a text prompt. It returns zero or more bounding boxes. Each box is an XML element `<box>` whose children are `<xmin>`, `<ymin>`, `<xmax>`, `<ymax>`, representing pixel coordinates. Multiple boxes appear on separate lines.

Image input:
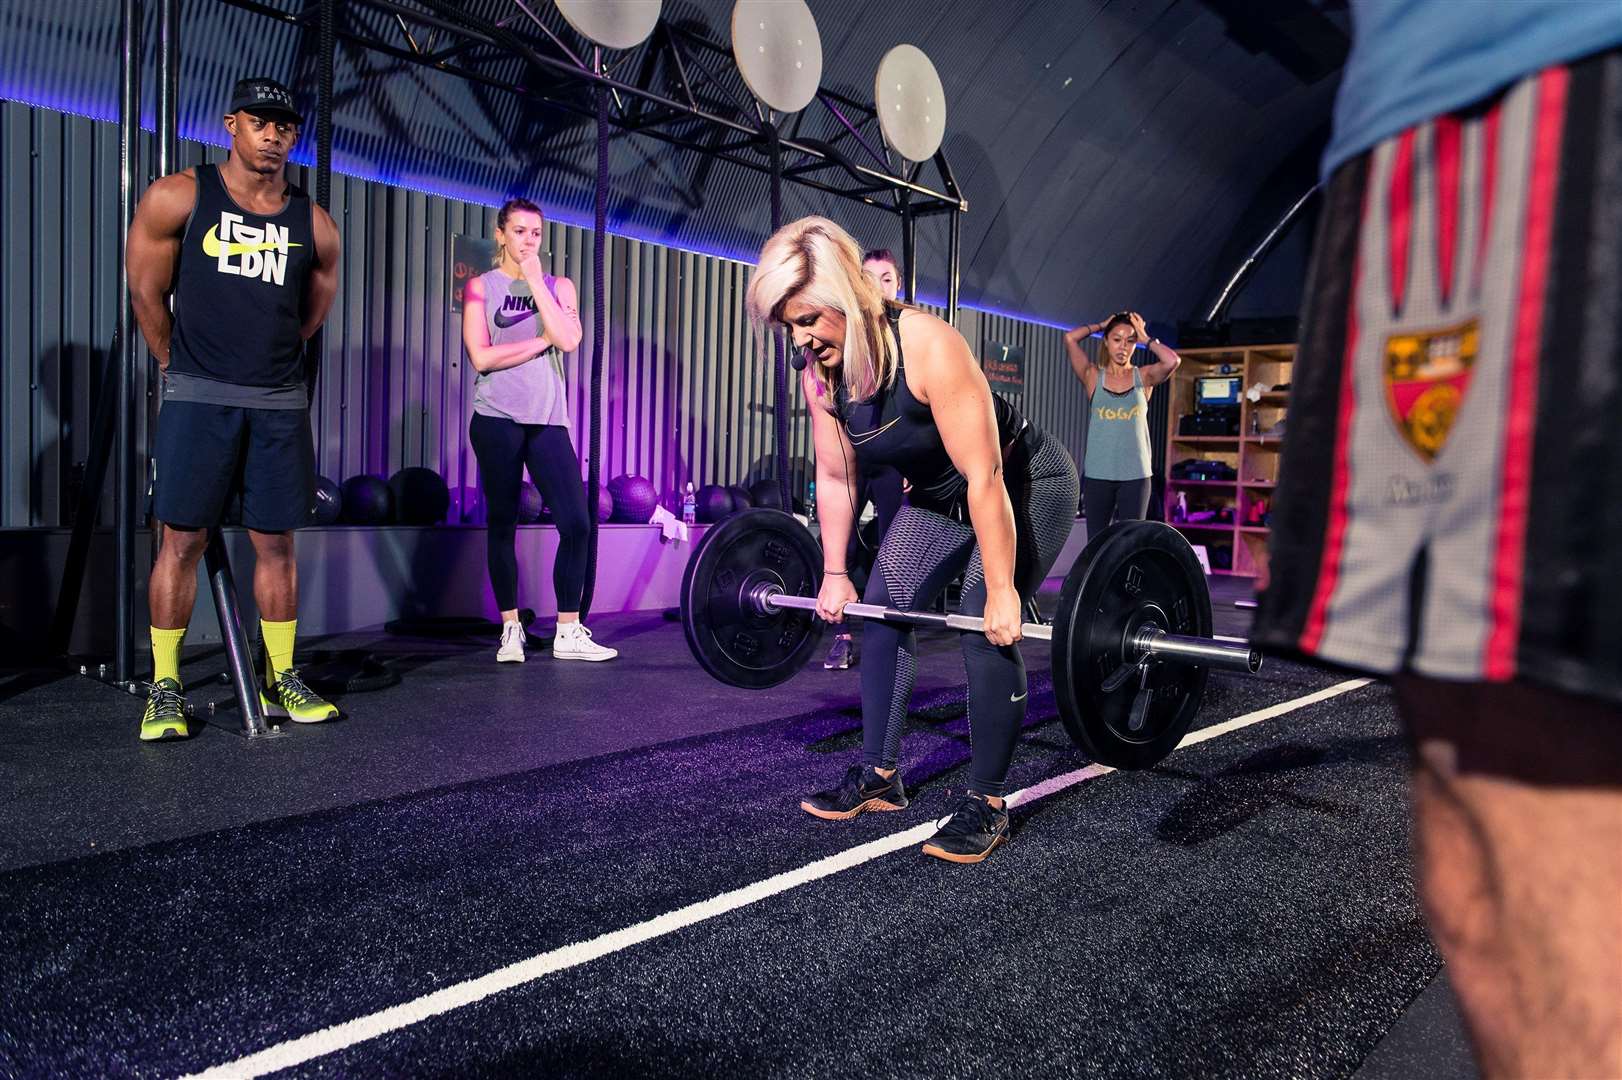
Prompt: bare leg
<box><xmin>247</xmin><ymin>529</ymin><xmax>297</xmax><ymax>622</ymax></box>
<box><xmin>1395</xmin><ymin>676</ymin><xmax>1622</xmax><ymax>1080</ymax></box>
<box><xmin>148</xmin><ymin>524</ymin><xmax>209</xmax><ymax>629</ymax></box>
<box><xmin>499</xmin><ymin>609</ymin><xmax>575</xmax><ymax>624</ymax></box>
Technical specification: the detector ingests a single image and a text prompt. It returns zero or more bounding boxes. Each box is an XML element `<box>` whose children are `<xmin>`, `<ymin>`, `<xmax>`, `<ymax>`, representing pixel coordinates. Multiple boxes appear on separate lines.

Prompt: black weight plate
<box><xmin>1052</xmin><ymin>520</ymin><xmax>1213</xmax><ymax>768</ymax></box>
<box><xmin>681</xmin><ymin>509</ymin><xmax>824</xmax><ymax>688</ymax></box>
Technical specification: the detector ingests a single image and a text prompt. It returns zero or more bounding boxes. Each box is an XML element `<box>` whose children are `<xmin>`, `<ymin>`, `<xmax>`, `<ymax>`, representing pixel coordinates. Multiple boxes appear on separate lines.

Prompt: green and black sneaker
<box><xmin>259</xmin><ymin>668</ymin><xmax>338</xmax><ymax>724</ymax></box>
<box><xmin>139</xmin><ymin>678</ymin><xmax>191</xmax><ymax>742</ymax></box>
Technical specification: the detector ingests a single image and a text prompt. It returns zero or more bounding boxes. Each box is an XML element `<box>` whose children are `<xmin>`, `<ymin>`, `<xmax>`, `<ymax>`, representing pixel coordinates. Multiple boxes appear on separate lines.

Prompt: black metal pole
<box><xmin>579</xmin><ymin>53</ymin><xmax>608</xmax><ymax>622</ymax></box>
<box><xmin>205</xmin><ymin>534</ymin><xmax>269</xmax><ymax>736</ymax></box>
<box><xmin>900</xmin><ymin>194</ymin><xmax>917</xmax><ymax>303</ymax></box>
<box><xmin>48</xmin><ymin>334</ymin><xmax>121</xmax><ymax>657</ymax></box>
<box><xmin>316</xmin><ymin>0</ymin><xmax>334</xmax><ymax>208</ymax></box>
<box><xmin>1205</xmin><ymin>184</ymin><xmax>1320</xmax><ymax>323</ymax></box>
<box><xmin>306</xmin><ymin>0</ymin><xmax>334</xmax><ymax>405</ymax></box>
<box><xmin>116</xmin><ymin>0</ymin><xmax>142</xmax><ymax>682</ymax></box>
<box><xmin>151</xmin><ymin>0</ymin><xmax>178</xmax><ymax>591</ymax></box>
<box><xmin>769</xmin><ymin>122</ymin><xmax>789</xmax><ymax>512</ymax></box>
<box><xmin>156</xmin><ymin>0</ymin><xmax>178</xmax><ymax>183</ymax></box>
<box><xmin>946</xmin><ymin>208</ymin><xmax>961</xmax><ymax>325</ymax></box>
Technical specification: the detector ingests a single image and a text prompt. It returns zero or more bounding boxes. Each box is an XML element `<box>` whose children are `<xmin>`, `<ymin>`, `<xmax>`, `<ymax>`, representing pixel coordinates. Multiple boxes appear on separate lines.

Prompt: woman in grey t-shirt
<box><xmin>461</xmin><ymin>198</ymin><xmax>617</xmax><ymax>663</ymax></box>
<box><xmin>1064</xmin><ymin>311</ymin><xmax>1181</xmax><ymax>527</ymax></box>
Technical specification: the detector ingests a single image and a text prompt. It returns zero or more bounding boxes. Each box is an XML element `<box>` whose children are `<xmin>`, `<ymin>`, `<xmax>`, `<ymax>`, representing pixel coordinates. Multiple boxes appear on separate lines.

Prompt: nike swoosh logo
<box><xmin>1010</xmin><ymin>691</ymin><xmax>1028</xmax><ymax>703</ymax></box>
<box><xmin>492</xmin><ymin>309</ymin><xmax>536</xmax><ymax>329</ymax></box>
<box><xmin>847</xmin><ymin>414</ymin><xmax>903</xmax><ymax>444</ymax></box>
<box><xmin>203</xmin><ymin>224</ymin><xmax>303</xmax><ymax>258</ymax></box>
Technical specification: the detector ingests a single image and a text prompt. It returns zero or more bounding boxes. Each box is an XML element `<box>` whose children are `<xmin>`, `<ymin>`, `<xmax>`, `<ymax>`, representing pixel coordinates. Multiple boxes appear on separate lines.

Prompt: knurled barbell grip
<box><xmin>760</xmin><ymin>591</ymin><xmax>1054</xmax><ymax>641</ymax></box>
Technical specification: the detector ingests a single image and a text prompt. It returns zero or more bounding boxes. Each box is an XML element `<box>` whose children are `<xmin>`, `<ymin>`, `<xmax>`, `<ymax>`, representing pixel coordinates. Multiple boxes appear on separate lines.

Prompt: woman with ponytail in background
<box><xmin>461</xmin><ymin>197</ymin><xmax>617</xmax><ymax>664</ymax></box>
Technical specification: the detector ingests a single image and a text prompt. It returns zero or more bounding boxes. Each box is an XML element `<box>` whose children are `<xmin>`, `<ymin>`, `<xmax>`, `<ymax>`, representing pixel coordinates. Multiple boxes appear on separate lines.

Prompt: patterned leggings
<box><xmin>859</xmin><ymin>429</ymin><xmax>1079</xmax><ymax>795</ymax></box>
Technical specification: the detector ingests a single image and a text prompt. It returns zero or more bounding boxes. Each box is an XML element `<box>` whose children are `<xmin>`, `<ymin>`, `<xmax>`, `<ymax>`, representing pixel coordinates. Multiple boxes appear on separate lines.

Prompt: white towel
<box><xmin>648</xmin><ymin>504</ymin><xmax>690</xmax><ymax>544</ymax></box>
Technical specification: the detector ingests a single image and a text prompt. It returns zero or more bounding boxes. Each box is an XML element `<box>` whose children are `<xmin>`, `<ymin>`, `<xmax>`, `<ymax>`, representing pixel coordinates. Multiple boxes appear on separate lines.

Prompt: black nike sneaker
<box><xmin>800</xmin><ymin>764</ymin><xmax>909</xmax><ymax>820</ymax></box>
<box><xmin>921</xmin><ymin>791</ymin><xmax>1010</xmax><ymax>863</ymax></box>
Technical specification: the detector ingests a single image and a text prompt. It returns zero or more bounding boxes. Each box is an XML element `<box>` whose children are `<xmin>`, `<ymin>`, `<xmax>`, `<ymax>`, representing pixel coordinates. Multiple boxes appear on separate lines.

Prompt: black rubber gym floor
<box><xmin>0</xmin><ymin>588</ymin><xmax>1477</xmax><ymax>1078</ymax></box>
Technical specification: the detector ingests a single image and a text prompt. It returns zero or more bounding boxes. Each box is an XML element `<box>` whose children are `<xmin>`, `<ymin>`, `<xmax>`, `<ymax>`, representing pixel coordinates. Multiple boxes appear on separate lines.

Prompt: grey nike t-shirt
<box><xmin>471</xmin><ymin>268</ymin><xmax>570</xmax><ymax>428</ymax></box>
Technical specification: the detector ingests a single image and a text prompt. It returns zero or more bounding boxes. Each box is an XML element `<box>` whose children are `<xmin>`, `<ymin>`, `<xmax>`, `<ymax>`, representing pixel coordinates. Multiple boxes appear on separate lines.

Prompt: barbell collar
<box><xmin>1134</xmin><ymin>628</ymin><xmax>1262</xmax><ymax>673</ymax></box>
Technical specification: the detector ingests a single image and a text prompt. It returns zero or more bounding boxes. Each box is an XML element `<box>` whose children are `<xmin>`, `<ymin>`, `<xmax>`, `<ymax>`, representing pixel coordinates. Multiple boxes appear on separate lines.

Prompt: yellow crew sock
<box><xmin>151</xmin><ymin>626</ymin><xmax>187</xmax><ymax>686</ymax></box>
<box><xmin>261</xmin><ymin>618</ymin><xmax>297</xmax><ymax>686</ymax></box>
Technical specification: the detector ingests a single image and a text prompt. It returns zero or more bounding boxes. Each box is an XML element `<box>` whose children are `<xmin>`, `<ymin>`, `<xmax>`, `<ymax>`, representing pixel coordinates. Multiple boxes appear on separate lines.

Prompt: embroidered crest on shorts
<box><xmin>1383</xmin><ymin>319</ymin><xmax>1478</xmax><ymax>461</ymax></box>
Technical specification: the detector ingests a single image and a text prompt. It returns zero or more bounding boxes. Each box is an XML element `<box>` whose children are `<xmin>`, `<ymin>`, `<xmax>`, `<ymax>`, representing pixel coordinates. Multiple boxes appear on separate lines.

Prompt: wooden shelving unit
<box><xmin>1163</xmin><ymin>344</ymin><xmax>1293</xmax><ymax>577</ymax></box>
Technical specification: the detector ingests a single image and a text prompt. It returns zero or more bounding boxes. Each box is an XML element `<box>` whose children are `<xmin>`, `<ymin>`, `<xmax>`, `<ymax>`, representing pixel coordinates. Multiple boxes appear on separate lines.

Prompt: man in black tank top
<box><xmin>126</xmin><ymin>77</ymin><xmax>342</xmax><ymax>741</ymax></box>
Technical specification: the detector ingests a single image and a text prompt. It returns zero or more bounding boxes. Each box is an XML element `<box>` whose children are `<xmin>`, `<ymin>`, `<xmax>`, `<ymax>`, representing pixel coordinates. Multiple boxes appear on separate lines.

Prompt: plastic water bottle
<box><xmin>682</xmin><ymin>482</ymin><xmax>697</xmax><ymax>526</ymax></box>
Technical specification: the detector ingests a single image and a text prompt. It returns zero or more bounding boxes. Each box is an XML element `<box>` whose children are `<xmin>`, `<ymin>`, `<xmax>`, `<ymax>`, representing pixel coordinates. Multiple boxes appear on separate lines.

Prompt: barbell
<box><xmin>679</xmin><ymin>509</ymin><xmax>1264</xmax><ymax>770</ymax></box>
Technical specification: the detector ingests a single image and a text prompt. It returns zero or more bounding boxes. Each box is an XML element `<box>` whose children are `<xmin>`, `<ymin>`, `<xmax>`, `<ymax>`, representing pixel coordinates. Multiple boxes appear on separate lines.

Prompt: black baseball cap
<box><xmin>227</xmin><ymin>77</ymin><xmax>302</xmax><ymax>124</ymax></box>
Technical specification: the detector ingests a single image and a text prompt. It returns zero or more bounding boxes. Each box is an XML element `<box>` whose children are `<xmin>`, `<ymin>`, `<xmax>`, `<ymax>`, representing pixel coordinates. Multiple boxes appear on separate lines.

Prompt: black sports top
<box><xmin>169</xmin><ymin>163</ymin><xmax>316</xmax><ymax>388</ymax></box>
<box><xmin>833</xmin><ymin>307</ymin><xmax>1025</xmax><ymax>517</ymax></box>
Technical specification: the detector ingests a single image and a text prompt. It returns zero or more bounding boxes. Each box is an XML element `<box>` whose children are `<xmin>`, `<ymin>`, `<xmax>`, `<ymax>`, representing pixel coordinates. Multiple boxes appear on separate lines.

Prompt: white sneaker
<box><xmin>496</xmin><ymin>621</ymin><xmax>526</xmax><ymax>663</ymax></box>
<box><xmin>553</xmin><ymin>621</ymin><xmax>618</xmax><ymax>662</ymax></box>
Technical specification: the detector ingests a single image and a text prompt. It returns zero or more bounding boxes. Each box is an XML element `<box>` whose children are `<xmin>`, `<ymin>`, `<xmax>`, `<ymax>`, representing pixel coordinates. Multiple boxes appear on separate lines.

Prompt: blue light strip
<box><xmin>0</xmin><ymin>88</ymin><xmax>118</xmax><ymax>125</ymax></box>
<box><xmin>921</xmin><ymin>294</ymin><xmax>1071</xmax><ymax>331</ymax></box>
<box><xmin>3</xmin><ymin>94</ymin><xmax>1078</xmax><ymax>331</ymax></box>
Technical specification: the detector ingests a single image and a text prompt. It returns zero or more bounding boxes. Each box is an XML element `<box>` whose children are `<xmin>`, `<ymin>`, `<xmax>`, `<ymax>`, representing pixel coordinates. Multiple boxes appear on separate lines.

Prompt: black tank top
<box><xmin>834</xmin><ymin>307</ymin><xmax>1025</xmax><ymax>517</ymax></box>
<box><xmin>169</xmin><ymin>163</ymin><xmax>316</xmax><ymax>387</ymax></box>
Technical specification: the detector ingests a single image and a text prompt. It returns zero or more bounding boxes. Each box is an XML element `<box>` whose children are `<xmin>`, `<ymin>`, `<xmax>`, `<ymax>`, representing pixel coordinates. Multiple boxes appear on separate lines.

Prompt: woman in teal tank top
<box><xmin>1064</xmin><ymin>311</ymin><xmax>1181</xmax><ymax>529</ymax></box>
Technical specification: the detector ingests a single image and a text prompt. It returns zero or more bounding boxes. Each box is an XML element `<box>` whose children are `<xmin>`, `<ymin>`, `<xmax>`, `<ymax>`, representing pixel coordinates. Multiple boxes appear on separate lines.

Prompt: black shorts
<box><xmin>150</xmin><ymin>401</ymin><xmax>315</xmax><ymax>532</ymax></box>
<box><xmin>1255</xmin><ymin>48</ymin><xmax>1622</xmax><ymax>706</ymax></box>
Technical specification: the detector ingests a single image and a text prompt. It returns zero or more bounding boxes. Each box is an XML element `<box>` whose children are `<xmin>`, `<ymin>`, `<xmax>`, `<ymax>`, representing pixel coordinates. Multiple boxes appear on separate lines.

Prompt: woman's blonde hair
<box><xmin>745</xmin><ymin>216</ymin><xmax>893</xmax><ymax>402</ymax></box>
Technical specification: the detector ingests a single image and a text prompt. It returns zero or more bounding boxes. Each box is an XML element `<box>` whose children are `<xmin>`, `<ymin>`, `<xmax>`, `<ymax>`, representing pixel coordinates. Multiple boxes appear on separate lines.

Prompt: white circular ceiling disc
<box><xmin>555</xmin><ymin>0</ymin><xmax>661</xmax><ymax>51</ymax></box>
<box><xmin>875</xmin><ymin>44</ymin><xmax>947</xmax><ymax>162</ymax></box>
<box><xmin>731</xmin><ymin>0</ymin><xmax>823</xmax><ymax>113</ymax></box>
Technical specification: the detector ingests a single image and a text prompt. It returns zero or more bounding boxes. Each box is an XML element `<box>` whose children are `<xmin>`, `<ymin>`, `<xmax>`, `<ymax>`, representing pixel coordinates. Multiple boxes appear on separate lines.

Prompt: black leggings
<box><xmin>859</xmin><ymin>430</ymin><xmax>1079</xmax><ymax>796</ymax></box>
<box><xmin>1082</xmin><ymin>475</ymin><xmax>1151</xmax><ymax>529</ymax></box>
<box><xmin>469</xmin><ymin>413</ymin><xmax>590</xmax><ymax>612</ymax></box>
<box><xmin>845</xmin><ymin>465</ymin><xmax>905</xmax><ymax>598</ymax></box>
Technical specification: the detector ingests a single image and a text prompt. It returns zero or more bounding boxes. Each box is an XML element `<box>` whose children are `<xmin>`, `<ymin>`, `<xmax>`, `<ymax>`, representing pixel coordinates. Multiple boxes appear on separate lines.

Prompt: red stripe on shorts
<box><xmin>1299</xmin><ymin>184</ymin><xmax>1372</xmax><ymax>654</ymax></box>
<box><xmin>1434</xmin><ymin>115</ymin><xmax>1462</xmax><ymax>305</ymax></box>
<box><xmin>1476</xmin><ymin>101</ymin><xmax>1502</xmax><ymax>293</ymax></box>
<box><xmin>1387</xmin><ymin>130</ymin><xmax>1415</xmax><ymax>313</ymax></box>
<box><xmin>1484</xmin><ymin>65</ymin><xmax>1568</xmax><ymax>679</ymax></box>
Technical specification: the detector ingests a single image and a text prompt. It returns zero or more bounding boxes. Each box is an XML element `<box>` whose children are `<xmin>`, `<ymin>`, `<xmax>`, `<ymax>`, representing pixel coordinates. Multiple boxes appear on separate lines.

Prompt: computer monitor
<box><xmin>1195</xmin><ymin>375</ymin><xmax>1241</xmax><ymax>408</ymax></box>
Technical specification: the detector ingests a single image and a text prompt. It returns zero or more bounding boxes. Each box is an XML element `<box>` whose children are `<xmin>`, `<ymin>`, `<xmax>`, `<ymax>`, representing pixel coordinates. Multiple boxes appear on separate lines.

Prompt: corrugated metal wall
<box><xmin>960</xmin><ymin>308</ymin><xmax>1090</xmax><ymax>493</ymax></box>
<box><xmin>1</xmin><ymin>103</ymin><xmax>129</xmax><ymax>529</ymax></box>
<box><xmin>1</xmin><ymin>102</ymin><xmax>1084</xmax><ymax>529</ymax></box>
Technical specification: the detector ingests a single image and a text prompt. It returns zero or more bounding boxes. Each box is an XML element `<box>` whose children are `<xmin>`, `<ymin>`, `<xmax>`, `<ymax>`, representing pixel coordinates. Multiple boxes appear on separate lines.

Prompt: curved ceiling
<box><xmin>0</xmin><ymin>0</ymin><xmax>1346</xmax><ymax>325</ymax></box>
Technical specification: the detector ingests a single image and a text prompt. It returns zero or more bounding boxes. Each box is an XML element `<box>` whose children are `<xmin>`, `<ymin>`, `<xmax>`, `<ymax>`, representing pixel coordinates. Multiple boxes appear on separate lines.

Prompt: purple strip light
<box><xmin>2</xmin><ymin>91</ymin><xmax>1076</xmax><ymax>330</ymax></box>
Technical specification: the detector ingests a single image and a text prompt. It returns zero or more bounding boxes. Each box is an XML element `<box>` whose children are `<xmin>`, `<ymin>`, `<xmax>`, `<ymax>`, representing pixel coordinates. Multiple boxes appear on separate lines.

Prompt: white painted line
<box><xmin>181</xmin><ymin>677</ymin><xmax>1374</xmax><ymax>1080</ymax></box>
<box><xmin>1004</xmin><ymin>677</ymin><xmax>1372</xmax><ymax>808</ymax></box>
<box><xmin>1180</xmin><ymin>678</ymin><xmax>1372</xmax><ymax>748</ymax></box>
<box><xmin>1006</xmin><ymin>762</ymin><xmax>1115</xmax><ymax>808</ymax></box>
